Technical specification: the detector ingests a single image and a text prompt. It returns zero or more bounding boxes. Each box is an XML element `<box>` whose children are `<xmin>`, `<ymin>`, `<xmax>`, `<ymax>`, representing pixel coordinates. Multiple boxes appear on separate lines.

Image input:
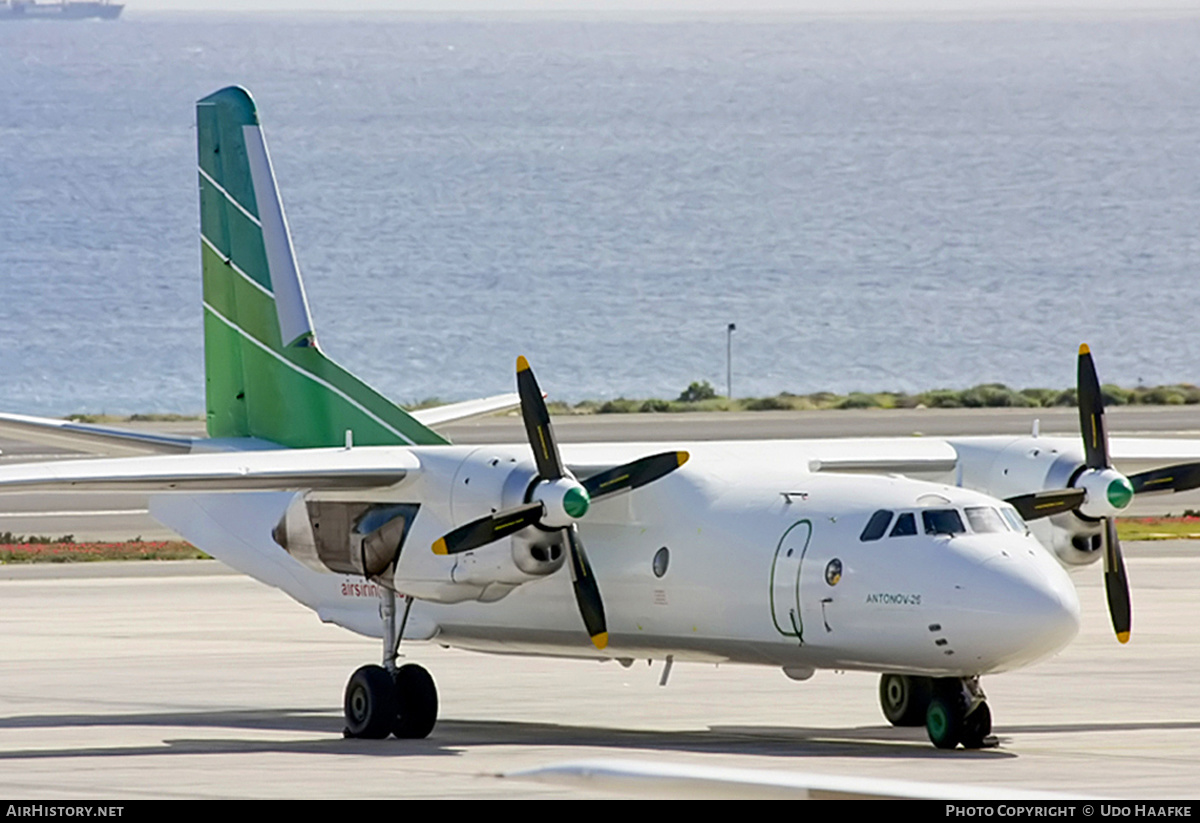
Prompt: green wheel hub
<box><xmin>926</xmin><ymin>694</ymin><xmax>964</xmax><ymax>750</ymax></box>
<box><xmin>928</xmin><ymin>703</ymin><xmax>949</xmax><ymax>739</ymax></box>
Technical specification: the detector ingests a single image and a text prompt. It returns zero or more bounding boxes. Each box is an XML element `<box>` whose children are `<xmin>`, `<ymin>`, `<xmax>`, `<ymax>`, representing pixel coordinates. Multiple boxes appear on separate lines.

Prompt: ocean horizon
<box><xmin>1</xmin><ymin>12</ymin><xmax>1197</xmax><ymax>415</ymax></box>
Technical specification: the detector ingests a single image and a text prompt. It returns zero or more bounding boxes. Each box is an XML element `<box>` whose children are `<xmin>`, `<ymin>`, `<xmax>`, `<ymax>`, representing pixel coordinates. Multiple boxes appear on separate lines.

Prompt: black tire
<box><xmin>344</xmin><ymin>664</ymin><xmax>397</xmax><ymax>739</ymax></box>
<box><xmin>879</xmin><ymin>674</ymin><xmax>933</xmax><ymax>727</ymax></box>
<box><xmin>926</xmin><ymin>695</ymin><xmax>964</xmax><ymax>750</ymax></box>
<box><xmin>961</xmin><ymin>701</ymin><xmax>993</xmax><ymax>750</ymax></box>
<box><xmin>392</xmin><ymin>663</ymin><xmax>438</xmax><ymax>739</ymax></box>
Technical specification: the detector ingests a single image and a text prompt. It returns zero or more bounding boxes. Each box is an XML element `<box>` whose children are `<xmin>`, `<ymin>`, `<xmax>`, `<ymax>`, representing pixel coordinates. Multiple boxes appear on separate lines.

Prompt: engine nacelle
<box><xmin>954</xmin><ymin>436</ymin><xmax>1103</xmax><ymax>567</ymax></box>
<box><xmin>437</xmin><ymin>447</ymin><xmax>568</xmax><ymax>599</ymax></box>
<box><xmin>447</xmin><ymin>533</ymin><xmax>566</xmax><ymax>601</ymax></box>
<box><xmin>272</xmin><ymin>495</ymin><xmax>419</xmax><ymax>585</ymax></box>
<box><xmin>1030</xmin><ymin>514</ymin><xmax>1104</xmax><ymax>567</ymax></box>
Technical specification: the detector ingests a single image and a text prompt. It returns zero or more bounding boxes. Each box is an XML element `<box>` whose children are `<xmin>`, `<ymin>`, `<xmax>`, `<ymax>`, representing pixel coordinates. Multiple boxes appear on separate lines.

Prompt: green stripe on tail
<box><xmin>196</xmin><ymin>86</ymin><xmax>448</xmax><ymax>448</ymax></box>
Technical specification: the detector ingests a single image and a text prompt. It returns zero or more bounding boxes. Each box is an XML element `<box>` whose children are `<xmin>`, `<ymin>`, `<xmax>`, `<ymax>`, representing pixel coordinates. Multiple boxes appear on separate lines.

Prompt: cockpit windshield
<box><xmin>922</xmin><ymin>509</ymin><xmax>966</xmax><ymax>536</ymax></box>
<box><xmin>964</xmin><ymin>506</ymin><xmax>1007</xmax><ymax>534</ymax></box>
<box><xmin>862</xmin><ymin>504</ymin><xmax>1027</xmax><ymax>543</ymax></box>
<box><xmin>890</xmin><ymin>512</ymin><xmax>917</xmax><ymax>537</ymax></box>
<box><xmin>1000</xmin><ymin>506</ymin><xmax>1029</xmax><ymax>534</ymax></box>
<box><xmin>860</xmin><ymin>509</ymin><xmax>893</xmax><ymax>541</ymax></box>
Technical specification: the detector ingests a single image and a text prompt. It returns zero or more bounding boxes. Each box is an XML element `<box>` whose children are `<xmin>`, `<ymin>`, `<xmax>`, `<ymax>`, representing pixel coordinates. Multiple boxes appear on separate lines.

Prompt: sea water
<box><xmin>0</xmin><ymin>11</ymin><xmax>1197</xmax><ymax>415</ymax></box>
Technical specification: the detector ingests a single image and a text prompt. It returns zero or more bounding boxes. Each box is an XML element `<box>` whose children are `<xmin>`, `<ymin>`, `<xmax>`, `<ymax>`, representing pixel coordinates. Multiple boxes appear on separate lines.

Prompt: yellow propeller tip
<box><xmin>516</xmin><ymin>355</ymin><xmax>530</xmax><ymax>372</ymax></box>
<box><xmin>591</xmin><ymin>632</ymin><xmax>609</xmax><ymax>649</ymax></box>
<box><xmin>432</xmin><ymin>538</ymin><xmax>448</xmax><ymax>556</ymax></box>
<box><xmin>1117</xmin><ymin>631</ymin><xmax>1130</xmax><ymax>644</ymax></box>
<box><xmin>677</xmin><ymin>451</ymin><xmax>690</xmax><ymax>467</ymax></box>
<box><xmin>1079</xmin><ymin>343</ymin><xmax>1091</xmax><ymax>355</ymax></box>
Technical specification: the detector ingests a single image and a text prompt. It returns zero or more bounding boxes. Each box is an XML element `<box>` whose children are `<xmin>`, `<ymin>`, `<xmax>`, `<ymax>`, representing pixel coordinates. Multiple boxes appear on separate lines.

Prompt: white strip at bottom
<box><xmin>0</xmin><ymin>509</ymin><xmax>150</xmax><ymax>518</ymax></box>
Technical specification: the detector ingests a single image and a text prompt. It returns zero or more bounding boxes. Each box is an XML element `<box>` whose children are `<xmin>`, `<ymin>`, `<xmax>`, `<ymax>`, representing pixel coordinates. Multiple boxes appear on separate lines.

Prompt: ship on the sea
<box><xmin>0</xmin><ymin>1</ymin><xmax>123</xmax><ymax>20</ymax></box>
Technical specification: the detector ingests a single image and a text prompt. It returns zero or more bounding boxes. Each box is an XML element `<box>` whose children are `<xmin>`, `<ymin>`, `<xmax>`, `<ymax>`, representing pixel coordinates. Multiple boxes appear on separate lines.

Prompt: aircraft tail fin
<box><xmin>196</xmin><ymin>86</ymin><xmax>447</xmax><ymax>448</ymax></box>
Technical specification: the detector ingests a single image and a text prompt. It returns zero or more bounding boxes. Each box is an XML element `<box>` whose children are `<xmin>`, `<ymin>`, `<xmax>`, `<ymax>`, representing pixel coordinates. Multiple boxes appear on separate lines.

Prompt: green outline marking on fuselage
<box><xmin>769</xmin><ymin>519</ymin><xmax>813</xmax><ymax>643</ymax></box>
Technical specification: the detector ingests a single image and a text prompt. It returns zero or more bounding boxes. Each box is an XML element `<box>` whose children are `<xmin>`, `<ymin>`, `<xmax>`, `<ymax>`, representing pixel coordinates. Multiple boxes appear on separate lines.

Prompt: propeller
<box><xmin>432</xmin><ymin>356</ymin><xmax>689</xmax><ymax>650</ymax></box>
<box><xmin>1073</xmin><ymin>344</ymin><xmax>1132</xmax><ymax>644</ymax></box>
<box><xmin>1005</xmin><ymin>488</ymin><xmax>1086</xmax><ymax>522</ymax></box>
<box><xmin>1004</xmin><ymin>345</ymin><xmax>1200</xmax><ymax>643</ymax></box>
<box><xmin>1127</xmin><ymin>462</ymin><xmax>1200</xmax><ymax>496</ymax></box>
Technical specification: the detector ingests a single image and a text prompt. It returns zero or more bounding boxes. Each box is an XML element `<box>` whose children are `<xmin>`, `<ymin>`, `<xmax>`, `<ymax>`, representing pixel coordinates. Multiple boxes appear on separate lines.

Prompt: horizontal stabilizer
<box><xmin>0</xmin><ymin>446</ymin><xmax>418</xmax><ymax>492</ymax></box>
<box><xmin>0</xmin><ymin>412</ymin><xmax>196</xmax><ymax>457</ymax></box>
<box><xmin>410</xmin><ymin>393</ymin><xmax>521</xmax><ymax>427</ymax></box>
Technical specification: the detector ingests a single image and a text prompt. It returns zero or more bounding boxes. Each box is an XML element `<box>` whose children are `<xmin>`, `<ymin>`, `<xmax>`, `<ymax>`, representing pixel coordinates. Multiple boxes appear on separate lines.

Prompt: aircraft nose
<box><xmin>946</xmin><ymin>543</ymin><xmax>1081</xmax><ymax>672</ymax></box>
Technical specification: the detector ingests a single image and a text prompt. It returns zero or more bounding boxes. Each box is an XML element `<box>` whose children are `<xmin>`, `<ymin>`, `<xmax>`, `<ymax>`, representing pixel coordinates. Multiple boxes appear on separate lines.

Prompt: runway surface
<box><xmin>0</xmin><ymin>550</ymin><xmax>1198</xmax><ymax>799</ymax></box>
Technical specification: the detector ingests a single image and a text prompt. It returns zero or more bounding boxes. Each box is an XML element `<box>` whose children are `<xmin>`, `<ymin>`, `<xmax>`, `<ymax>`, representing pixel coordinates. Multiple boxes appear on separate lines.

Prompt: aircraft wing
<box><xmin>0</xmin><ymin>446</ymin><xmax>418</xmax><ymax>492</ymax></box>
<box><xmin>781</xmin><ymin>435</ymin><xmax>1200</xmax><ymax>482</ymax></box>
<box><xmin>0</xmin><ymin>412</ymin><xmax>197</xmax><ymax>457</ymax></box>
<box><xmin>1109</xmin><ymin>437</ymin><xmax>1200</xmax><ymax>465</ymax></box>
<box><xmin>794</xmin><ymin>438</ymin><xmax>960</xmax><ymax>477</ymax></box>
<box><xmin>409</xmin><ymin>393</ymin><xmax>522</xmax><ymax>427</ymax></box>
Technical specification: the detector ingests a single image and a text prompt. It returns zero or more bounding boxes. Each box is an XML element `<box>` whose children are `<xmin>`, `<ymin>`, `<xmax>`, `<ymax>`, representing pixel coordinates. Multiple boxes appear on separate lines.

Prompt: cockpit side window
<box><xmin>860</xmin><ymin>509</ymin><xmax>893</xmax><ymax>541</ymax></box>
<box><xmin>923</xmin><ymin>509</ymin><xmax>965</xmax><ymax>536</ymax></box>
<box><xmin>965</xmin><ymin>506</ymin><xmax>1007</xmax><ymax>534</ymax></box>
<box><xmin>1000</xmin><ymin>506</ymin><xmax>1029</xmax><ymax>534</ymax></box>
<box><xmin>890</xmin><ymin>512</ymin><xmax>917</xmax><ymax>537</ymax></box>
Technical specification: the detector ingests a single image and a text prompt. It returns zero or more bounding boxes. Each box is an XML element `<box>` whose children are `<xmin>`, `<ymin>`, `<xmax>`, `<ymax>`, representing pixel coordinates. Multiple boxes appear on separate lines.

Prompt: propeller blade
<box><xmin>1005</xmin><ymin>488</ymin><xmax>1086</xmax><ymax>521</ymax></box>
<box><xmin>582</xmin><ymin>451</ymin><xmax>690</xmax><ymax>501</ymax></box>
<box><xmin>517</xmin><ymin>356</ymin><xmax>565</xmax><ymax>481</ymax></box>
<box><xmin>432</xmin><ymin>502</ymin><xmax>544</xmax><ymax>555</ymax></box>
<box><xmin>1077</xmin><ymin>344</ymin><xmax>1111</xmax><ymax>470</ymax></box>
<box><xmin>1101</xmin><ymin>516</ymin><xmax>1131</xmax><ymax>643</ymax></box>
<box><xmin>1128</xmin><ymin>461</ymin><xmax>1200</xmax><ymax>495</ymax></box>
<box><xmin>564</xmin><ymin>524</ymin><xmax>607</xmax><ymax>649</ymax></box>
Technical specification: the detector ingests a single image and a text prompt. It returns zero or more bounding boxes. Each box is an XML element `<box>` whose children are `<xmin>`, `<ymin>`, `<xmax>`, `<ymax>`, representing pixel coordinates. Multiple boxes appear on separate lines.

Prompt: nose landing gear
<box><xmin>925</xmin><ymin>676</ymin><xmax>995</xmax><ymax>750</ymax></box>
<box><xmin>879</xmin><ymin>673</ymin><xmax>933</xmax><ymax>727</ymax></box>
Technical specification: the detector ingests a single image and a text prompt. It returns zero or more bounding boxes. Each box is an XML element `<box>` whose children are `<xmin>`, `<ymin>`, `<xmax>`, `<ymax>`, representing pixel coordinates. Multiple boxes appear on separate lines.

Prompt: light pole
<box><xmin>726</xmin><ymin>323</ymin><xmax>736</xmax><ymax>400</ymax></box>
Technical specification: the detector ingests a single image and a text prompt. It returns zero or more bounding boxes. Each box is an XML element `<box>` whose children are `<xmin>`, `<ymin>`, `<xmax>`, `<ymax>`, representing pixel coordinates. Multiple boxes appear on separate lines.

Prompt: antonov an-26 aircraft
<box><xmin>3</xmin><ymin>87</ymin><xmax>1200</xmax><ymax>750</ymax></box>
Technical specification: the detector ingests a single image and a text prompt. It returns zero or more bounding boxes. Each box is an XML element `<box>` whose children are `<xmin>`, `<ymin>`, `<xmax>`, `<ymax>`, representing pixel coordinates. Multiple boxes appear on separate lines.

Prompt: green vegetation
<box><xmin>0</xmin><ymin>534</ymin><xmax>209</xmax><ymax>563</ymax></box>
<box><xmin>62</xmin><ymin>381</ymin><xmax>1200</xmax><ymax>421</ymax></box>
<box><xmin>678</xmin><ymin>381</ymin><xmax>718</xmax><ymax>403</ymax></box>
<box><xmin>401</xmin><ymin>398</ymin><xmax>445</xmax><ymax>411</ymax></box>
<box><xmin>1116</xmin><ymin>517</ymin><xmax>1200</xmax><ymax>541</ymax></box>
<box><xmin>541</xmin><ymin>381</ymin><xmax>1200</xmax><ymax>415</ymax></box>
<box><xmin>0</xmin><ymin>531</ymin><xmax>75</xmax><ymax>544</ymax></box>
<box><xmin>65</xmin><ymin>413</ymin><xmax>203</xmax><ymax>424</ymax></box>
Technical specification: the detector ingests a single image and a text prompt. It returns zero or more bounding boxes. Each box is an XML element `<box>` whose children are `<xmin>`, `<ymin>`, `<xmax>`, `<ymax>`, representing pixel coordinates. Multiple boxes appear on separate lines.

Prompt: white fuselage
<box><xmin>151</xmin><ymin>440</ymin><xmax>1081</xmax><ymax>680</ymax></box>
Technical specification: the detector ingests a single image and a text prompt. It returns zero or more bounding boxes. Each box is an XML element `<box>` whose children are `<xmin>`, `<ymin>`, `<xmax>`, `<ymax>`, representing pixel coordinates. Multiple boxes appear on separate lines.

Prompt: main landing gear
<box><xmin>879</xmin><ymin>673</ymin><xmax>996</xmax><ymax>750</ymax></box>
<box><xmin>879</xmin><ymin>673</ymin><xmax>933</xmax><ymax>727</ymax></box>
<box><xmin>343</xmin><ymin>589</ymin><xmax>439</xmax><ymax>740</ymax></box>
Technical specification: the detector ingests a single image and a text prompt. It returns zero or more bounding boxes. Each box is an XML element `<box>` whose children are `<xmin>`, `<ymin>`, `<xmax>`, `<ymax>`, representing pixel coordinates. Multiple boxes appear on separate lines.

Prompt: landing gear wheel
<box><xmin>392</xmin><ymin>663</ymin><xmax>438</xmax><ymax>739</ymax></box>
<box><xmin>879</xmin><ymin>674</ymin><xmax>933</xmax><ymax>727</ymax></box>
<box><xmin>926</xmin><ymin>695</ymin><xmax>964</xmax><ymax>750</ymax></box>
<box><xmin>343</xmin><ymin>664</ymin><xmax>398</xmax><ymax>739</ymax></box>
<box><xmin>961</xmin><ymin>701</ymin><xmax>993</xmax><ymax>750</ymax></box>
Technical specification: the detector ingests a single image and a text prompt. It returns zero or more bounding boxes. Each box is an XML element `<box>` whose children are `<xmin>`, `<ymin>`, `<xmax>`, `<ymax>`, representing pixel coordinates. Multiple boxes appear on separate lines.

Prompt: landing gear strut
<box><xmin>879</xmin><ymin>673</ymin><xmax>933</xmax><ymax>727</ymax></box>
<box><xmin>343</xmin><ymin>588</ymin><xmax>439</xmax><ymax>740</ymax></box>
<box><xmin>925</xmin><ymin>676</ymin><xmax>994</xmax><ymax>750</ymax></box>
